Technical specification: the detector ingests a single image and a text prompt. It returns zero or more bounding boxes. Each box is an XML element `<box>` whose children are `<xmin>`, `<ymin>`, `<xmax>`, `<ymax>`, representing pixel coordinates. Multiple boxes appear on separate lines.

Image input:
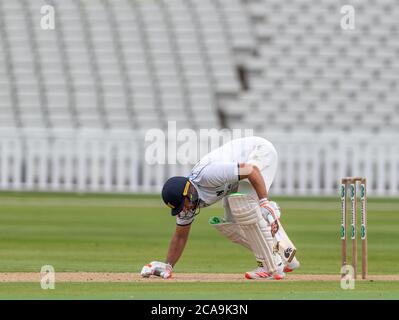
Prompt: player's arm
<box><xmin>165</xmin><ymin>224</ymin><xmax>191</xmax><ymax>267</ymax></box>
<box><xmin>141</xmin><ymin>224</ymin><xmax>191</xmax><ymax>279</ymax></box>
<box><xmin>238</xmin><ymin>163</ymin><xmax>268</xmax><ymax>200</ymax></box>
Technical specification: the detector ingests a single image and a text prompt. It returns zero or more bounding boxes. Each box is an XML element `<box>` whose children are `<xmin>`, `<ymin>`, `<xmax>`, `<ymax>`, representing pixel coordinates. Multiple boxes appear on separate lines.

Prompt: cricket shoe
<box><xmin>244</xmin><ymin>267</ymin><xmax>285</xmax><ymax>280</ymax></box>
<box><xmin>283</xmin><ymin>258</ymin><xmax>300</xmax><ymax>273</ymax></box>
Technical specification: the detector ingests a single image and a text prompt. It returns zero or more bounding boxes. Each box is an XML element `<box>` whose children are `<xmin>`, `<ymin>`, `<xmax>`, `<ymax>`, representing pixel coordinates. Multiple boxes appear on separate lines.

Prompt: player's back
<box><xmin>197</xmin><ymin>136</ymin><xmax>272</xmax><ymax>165</ymax></box>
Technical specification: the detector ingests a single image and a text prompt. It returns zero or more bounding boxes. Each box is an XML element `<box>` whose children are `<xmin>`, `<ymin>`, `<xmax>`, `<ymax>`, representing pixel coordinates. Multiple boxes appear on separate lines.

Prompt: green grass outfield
<box><xmin>0</xmin><ymin>192</ymin><xmax>399</xmax><ymax>299</ymax></box>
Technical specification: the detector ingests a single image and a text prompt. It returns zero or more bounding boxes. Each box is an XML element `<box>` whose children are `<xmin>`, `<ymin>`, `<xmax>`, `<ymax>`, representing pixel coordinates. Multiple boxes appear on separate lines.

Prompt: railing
<box><xmin>0</xmin><ymin>130</ymin><xmax>398</xmax><ymax>196</ymax></box>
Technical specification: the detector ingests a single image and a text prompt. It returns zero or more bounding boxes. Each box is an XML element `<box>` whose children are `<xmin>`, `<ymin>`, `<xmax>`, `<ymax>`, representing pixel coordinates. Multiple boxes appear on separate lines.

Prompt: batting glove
<box><xmin>140</xmin><ymin>261</ymin><xmax>173</xmax><ymax>279</ymax></box>
<box><xmin>153</xmin><ymin>262</ymin><xmax>173</xmax><ymax>279</ymax></box>
<box><xmin>259</xmin><ymin>198</ymin><xmax>281</xmax><ymax>237</ymax></box>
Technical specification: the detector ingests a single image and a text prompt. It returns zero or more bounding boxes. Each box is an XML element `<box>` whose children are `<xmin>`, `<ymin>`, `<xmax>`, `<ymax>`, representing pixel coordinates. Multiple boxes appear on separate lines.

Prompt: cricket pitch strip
<box><xmin>1</xmin><ymin>273</ymin><xmax>399</xmax><ymax>282</ymax></box>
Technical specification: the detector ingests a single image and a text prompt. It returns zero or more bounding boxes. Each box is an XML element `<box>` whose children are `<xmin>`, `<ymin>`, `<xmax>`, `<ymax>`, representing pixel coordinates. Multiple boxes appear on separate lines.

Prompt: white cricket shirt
<box><xmin>176</xmin><ymin>136</ymin><xmax>271</xmax><ymax>226</ymax></box>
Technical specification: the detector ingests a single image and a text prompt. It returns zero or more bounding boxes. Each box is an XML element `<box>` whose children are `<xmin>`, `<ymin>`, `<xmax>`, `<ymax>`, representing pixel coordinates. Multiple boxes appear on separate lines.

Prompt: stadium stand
<box><xmin>0</xmin><ymin>0</ymin><xmax>398</xmax><ymax>194</ymax></box>
<box><xmin>1</xmin><ymin>0</ymin><xmax>398</xmax><ymax>135</ymax></box>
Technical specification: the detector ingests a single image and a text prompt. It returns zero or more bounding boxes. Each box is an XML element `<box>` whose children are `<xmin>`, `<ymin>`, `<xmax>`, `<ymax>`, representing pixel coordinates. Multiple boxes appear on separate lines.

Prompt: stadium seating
<box><xmin>0</xmin><ymin>0</ymin><xmax>398</xmax><ymax>136</ymax></box>
<box><xmin>0</xmin><ymin>0</ymin><xmax>398</xmax><ymax>194</ymax></box>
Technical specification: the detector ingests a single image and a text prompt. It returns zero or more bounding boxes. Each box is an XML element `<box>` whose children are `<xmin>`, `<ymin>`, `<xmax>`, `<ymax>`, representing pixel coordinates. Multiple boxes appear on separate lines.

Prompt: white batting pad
<box><xmin>227</xmin><ymin>194</ymin><xmax>277</xmax><ymax>273</ymax></box>
<box><xmin>210</xmin><ymin>221</ymin><xmax>252</xmax><ymax>251</ymax></box>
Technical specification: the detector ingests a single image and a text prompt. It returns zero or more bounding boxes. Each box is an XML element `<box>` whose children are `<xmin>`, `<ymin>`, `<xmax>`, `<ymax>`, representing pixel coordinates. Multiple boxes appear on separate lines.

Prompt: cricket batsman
<box><xmin>141</xmin><ymin>136</ymin><xmax>300</xmax><ymax>280</ymax></box>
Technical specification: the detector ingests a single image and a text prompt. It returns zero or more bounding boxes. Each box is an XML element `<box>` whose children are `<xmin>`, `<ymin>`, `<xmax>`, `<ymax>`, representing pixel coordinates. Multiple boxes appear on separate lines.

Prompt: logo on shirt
<box><xmin>216</xmin><ymin>190</ymin><xmax>224</xmax><ymax>197</ymax></box>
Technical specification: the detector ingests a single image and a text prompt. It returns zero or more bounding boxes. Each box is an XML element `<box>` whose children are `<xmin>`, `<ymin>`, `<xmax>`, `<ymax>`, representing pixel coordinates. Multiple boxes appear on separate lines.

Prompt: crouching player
<box><xmin>141</xmin><ymin>136</ymin><xmax>300</xmax><ymax>280</ymax></box>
